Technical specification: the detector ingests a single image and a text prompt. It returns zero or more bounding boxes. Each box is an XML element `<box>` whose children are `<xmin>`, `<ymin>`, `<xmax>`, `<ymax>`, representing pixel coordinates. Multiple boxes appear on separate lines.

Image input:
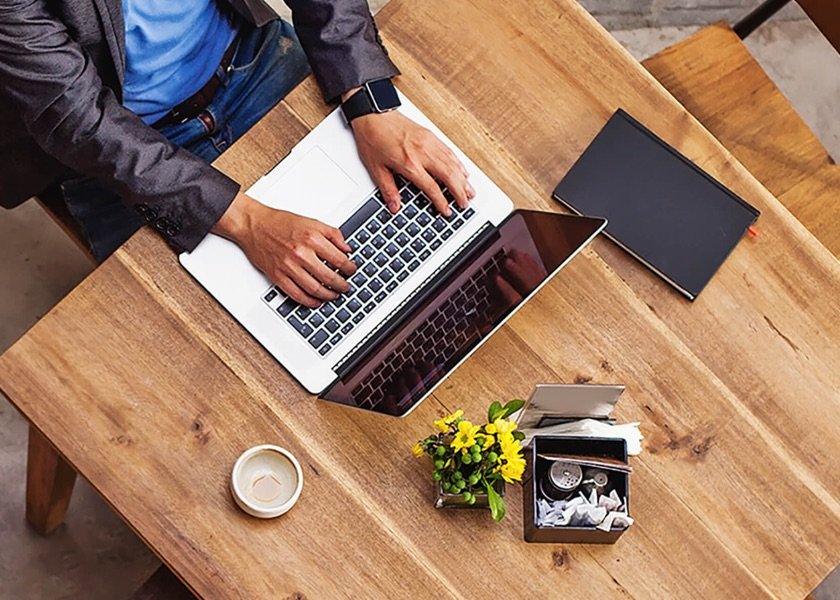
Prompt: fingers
<box><xmin>307</xmin><ymin>254</ymin><xmax>351</xmax><ymax>294</ymax></box>
<box><xmin>315</xmin><ymin>236</ymin><xmax>356</xmax><ymax>278</ymax></box>
<box><xmin>288</xmin><ymin>262</ymin><xmax>339</xmax><ymax>303</ymax></box>
<box><xmin>321</xmin><ymin>224</ymin><xmax>352</xmax><ymax>254</ymax></box>
<box><xmin>404</xmin><ymin>167</ymin><xmax>452</xmax><ymax>217</ymax></box>
<box><xmin>274</xmin><ymin>273</ymin><xmax>321</xmax><ymax>309</ymax></box>
<box><xmin>427</xmin><ymin>147</ymin><xmax>473</xmax><ymax>209</ymax></box>
<box><xmin>372</xmin><ymin>165</ymin><xmax>401</xmax><ymax>213</ymax></box>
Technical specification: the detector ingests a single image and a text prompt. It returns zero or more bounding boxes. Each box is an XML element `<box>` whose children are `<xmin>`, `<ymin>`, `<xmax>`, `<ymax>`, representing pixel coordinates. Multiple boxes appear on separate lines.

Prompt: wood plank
<box><xmin>25</xmin><ymin>425</ymin><xmax>78</xmax><ymax>535</ymax></box>
<box><xmin>779</xmin><ymin>164</ymin><xmax>840</xmax><ymax>257</ymax></box>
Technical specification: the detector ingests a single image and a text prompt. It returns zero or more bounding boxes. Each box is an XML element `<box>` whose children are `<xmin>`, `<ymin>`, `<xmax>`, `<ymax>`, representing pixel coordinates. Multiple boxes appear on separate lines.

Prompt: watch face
<box><xmin>367</xmin><ymin>79</ymin><xmax>401</xmax><ymax>112</ymax></box>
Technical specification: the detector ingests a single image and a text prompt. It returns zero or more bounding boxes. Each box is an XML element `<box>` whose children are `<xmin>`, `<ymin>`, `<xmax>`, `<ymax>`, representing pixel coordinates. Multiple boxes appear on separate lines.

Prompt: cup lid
<box><xmin>230</xmin><ymin>445</ymin><xmax>303</xmax><ymax>518</ymax></box>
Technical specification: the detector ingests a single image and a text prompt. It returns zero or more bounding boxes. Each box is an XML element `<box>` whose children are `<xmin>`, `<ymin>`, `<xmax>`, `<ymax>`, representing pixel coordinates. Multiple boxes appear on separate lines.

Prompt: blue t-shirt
<box><xmin>122</xmin><ymin>0</ymin><xmax>238</xmax><ymax>124</ymax></box>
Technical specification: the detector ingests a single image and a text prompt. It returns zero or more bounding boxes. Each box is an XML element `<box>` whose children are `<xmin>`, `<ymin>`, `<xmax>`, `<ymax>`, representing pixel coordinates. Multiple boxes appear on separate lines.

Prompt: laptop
<box><xmin>180</xmin><ymin>92</ymin><xmax>606</xmax><ymax>416</ymax></box>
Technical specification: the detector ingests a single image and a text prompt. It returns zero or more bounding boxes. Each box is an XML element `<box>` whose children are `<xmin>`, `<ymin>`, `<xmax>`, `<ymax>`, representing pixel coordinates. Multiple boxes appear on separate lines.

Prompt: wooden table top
<box><xmin>2</xmin><ymin>0</ymin><xmax>839</xmax><ymax>597</ymax></box>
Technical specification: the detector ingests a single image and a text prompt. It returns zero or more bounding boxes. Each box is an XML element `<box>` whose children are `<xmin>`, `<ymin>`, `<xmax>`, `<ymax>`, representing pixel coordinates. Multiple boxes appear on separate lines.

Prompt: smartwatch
<box><xmin>341</xmin><ymin>78</ymin><xmax>401</xmax><ymax>124</ymax></box>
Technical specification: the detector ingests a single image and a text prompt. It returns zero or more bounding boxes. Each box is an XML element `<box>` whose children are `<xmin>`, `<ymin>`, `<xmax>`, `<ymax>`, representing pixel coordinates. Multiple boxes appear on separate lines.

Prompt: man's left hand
<box><xmin>347</xmin><ymin>107</ymin><xmax>475</xmax><ymax>217</ymax></box>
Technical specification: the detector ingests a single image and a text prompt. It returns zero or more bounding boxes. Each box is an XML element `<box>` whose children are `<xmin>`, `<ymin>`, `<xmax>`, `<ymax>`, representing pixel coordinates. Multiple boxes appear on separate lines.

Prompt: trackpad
<box><xmin>249</xmin><ymin>146</ymin><xmax>358</xmax><ymax>224</ymax></box>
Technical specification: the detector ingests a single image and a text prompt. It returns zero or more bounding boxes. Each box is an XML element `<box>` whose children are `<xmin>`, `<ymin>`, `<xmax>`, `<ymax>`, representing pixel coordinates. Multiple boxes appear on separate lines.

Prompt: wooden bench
<box><xmin>642</xmin><ymin>1</ymin><xmax>840</xmax><ymax>257</ymax></box>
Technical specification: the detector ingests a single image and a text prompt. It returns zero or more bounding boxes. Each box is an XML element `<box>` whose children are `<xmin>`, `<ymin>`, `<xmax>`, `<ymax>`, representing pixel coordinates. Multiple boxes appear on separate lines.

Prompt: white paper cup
<box><xmin>230</xmin><ymin>445</ymin><xmax>303</xmax><ymax>518</ymax></box>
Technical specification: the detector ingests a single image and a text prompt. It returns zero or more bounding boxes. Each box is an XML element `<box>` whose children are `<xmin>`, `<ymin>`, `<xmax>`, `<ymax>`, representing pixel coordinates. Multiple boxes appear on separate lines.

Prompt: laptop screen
<box><xmin>321</xmin><ymin>210</ymin><xmax>606</xmax><ymax>416</ymax></box>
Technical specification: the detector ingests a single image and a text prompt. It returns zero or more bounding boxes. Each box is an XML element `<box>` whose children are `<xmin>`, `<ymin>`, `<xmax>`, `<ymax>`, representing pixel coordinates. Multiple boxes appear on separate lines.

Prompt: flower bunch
<box><xmin>413</xmin><ymin>400</ymin><xmax>526</xmax><ymax>521</ymax></box>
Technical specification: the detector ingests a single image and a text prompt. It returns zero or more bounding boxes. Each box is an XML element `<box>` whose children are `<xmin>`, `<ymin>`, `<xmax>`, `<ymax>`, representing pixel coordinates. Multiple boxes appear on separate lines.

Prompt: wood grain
<box><xmin>25</xmin><ymin>425</ymin><xmax>77</xmax><ymax>536</ymax></box>
<box><xmin>1</xmin><ymin>0</ymin><xmax>838</xmax><ymax>598</ymax></box>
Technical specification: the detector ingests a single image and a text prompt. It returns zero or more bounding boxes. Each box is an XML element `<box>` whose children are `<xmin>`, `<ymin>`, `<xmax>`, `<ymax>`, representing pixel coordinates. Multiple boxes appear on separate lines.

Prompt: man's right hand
<box><xmin>213</xmin><ymin>192</ymin><xmax>357</xmax><ymax>308</ymax></box>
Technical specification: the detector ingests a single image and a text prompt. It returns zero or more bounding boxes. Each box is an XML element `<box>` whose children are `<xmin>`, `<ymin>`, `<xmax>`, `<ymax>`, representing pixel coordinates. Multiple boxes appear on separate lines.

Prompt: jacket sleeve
<box><xmin>283</xmin><ymin>0</ymin><xmax>400</xmax><ymax>103</ymax></box>
<box><xmin>0</xmin><ymin>0</ymin><xmax>240</xmax><ymax>252</ymax></box>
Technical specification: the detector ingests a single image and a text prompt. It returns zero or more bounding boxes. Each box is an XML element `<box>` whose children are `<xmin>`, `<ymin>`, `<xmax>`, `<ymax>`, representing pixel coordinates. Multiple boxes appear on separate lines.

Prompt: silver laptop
<box><xmin>180</xmin><ymin>92</ymin><xmax>606</xmax><ymax>416</ymax></box>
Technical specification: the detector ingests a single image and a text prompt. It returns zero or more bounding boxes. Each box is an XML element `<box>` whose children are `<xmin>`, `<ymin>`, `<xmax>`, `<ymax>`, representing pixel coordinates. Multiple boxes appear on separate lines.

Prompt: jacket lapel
<box><xmin>91</xmin><ymin>0</ymin><xmax>126</xmax><ymax>97</ymax></box>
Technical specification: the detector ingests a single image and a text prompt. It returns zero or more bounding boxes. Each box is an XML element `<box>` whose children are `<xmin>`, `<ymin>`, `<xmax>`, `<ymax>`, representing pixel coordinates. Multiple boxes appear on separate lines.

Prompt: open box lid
<box><xmin>514</xmin><ymin>384</ymin><xmax>625</xmax><ymax>430</ymax></box>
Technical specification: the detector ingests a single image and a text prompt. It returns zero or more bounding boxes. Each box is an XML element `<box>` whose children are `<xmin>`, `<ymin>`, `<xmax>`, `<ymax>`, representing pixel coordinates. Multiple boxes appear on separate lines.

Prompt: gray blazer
<box><xmin>0</xmin><ymin>0</ymin><xmax>399</xmax><ymax>251</ymax></box>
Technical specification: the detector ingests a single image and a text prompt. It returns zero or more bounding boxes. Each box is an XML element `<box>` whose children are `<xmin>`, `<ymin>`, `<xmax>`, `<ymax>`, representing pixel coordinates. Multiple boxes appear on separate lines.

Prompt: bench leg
<box><xmin>26</xmin><ymin>424</ymin><xmax>77</xmax><ymax>535</ymax></box>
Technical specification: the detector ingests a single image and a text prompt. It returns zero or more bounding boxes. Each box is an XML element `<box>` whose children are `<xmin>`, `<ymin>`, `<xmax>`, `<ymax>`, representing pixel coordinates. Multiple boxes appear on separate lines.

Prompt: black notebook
<box><xmin>553</xmin><ymin>109</ymin><xmax>759</xmax><ymax>300</ymax></box>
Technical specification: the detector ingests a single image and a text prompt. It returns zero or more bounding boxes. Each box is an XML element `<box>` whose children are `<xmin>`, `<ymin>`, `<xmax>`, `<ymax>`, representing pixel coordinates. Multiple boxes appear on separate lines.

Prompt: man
<box><xmin>0</xmin><ymin>0</ymin><xmax>474</xmax><ymax>308</ymax></box>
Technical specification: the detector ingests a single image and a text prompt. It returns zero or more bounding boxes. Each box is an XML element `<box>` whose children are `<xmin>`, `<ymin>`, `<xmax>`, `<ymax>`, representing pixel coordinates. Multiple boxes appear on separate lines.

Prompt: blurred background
<box><xmin>1</xmin><ymin>1</ymin><xmax>837</xmax><ymax>598</ymax></box>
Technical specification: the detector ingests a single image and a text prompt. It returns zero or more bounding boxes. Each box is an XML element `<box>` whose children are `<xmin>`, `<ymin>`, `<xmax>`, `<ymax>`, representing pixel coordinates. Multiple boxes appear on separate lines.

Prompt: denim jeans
<box><xmin>61</xmin><ymin>18</ymin><xmax>310</xmax><ymax>263</ymax></box>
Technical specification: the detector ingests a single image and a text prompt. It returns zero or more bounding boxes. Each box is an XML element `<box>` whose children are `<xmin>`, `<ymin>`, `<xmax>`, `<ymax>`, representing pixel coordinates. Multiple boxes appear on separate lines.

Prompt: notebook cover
<box><xmin>553</xmin><ymin>109</ymin><xmax>759</xmax><ymax>300</ymax></box>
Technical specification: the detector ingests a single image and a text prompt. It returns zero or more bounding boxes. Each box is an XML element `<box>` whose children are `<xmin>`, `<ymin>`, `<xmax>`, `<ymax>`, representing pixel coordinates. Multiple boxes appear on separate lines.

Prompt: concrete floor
<box><xmin>1</xmin><ymin>6</ymin><xmax>839</xmax><ymax>600</ymax></box>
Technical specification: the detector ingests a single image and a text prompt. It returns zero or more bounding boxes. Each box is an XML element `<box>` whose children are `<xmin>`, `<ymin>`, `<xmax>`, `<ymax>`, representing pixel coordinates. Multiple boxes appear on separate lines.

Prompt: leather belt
<box><xmin>153</xmin><ymin>36</ymin><xmax>239</xmax><ymax>129</ymax></box>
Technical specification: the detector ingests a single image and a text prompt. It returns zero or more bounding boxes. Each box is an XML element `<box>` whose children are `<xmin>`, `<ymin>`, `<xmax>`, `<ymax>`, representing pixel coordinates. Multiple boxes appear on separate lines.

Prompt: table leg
<box><xmin>26</xmin><ymin>424</ymin><xmax>77</xmax><ymax>535</ymax></box>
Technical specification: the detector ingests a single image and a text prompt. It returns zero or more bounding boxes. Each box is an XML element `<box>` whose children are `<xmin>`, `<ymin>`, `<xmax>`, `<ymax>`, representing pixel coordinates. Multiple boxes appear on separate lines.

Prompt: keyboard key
<box><xmin>464</xmin><ymin>208</ymin><xmax>475</xmax><ymax>219</ymax></box>
<box><xmin>410</xmin><ymin>240</ymin><xmax>424</xmax><ymax>253</ymax></box>
<box><xmin>386</xmin><ymin>281</ymin><xmax>398</xmax><ymax>292</ymax></box>
<box><xmin>364</xmin><ymin>302</ymin><xmax>376</xmax><ymax>313</ymax></box>
<box><xmin>309</xmin><ymin>313</ymin><xmax>324</xmax><ymax>327</ymax></box>
<box><xmin>352</xmin><ymin>313</ymin><xmax>365</xmax><ymax>324</ymax></box>
<box><xmin>375</xmin><ymin>291</ymin><xmax>387</xmax><ymax>302</ymax></box>
<box><xmin>408</xmin><ymin>259</ymin><xmax>421</xmax><ymax>271</ymax></box>
<box><xmin>332</xmin><ymin>295</ymin><xmax>345</xmax><ymax>306</ymax></box>
<box><xmin>351</xmin><ymin>255</ymin><xmax>364</xmax><ymax>268</ymax></box>
<box><xmin>385</xmin><ymin>243</ymin><xmax>399</xmax><ymax>257</ymax></box>
<box><xmin>363</xmin><ymin>263</ymin><xmax>378</xmax><ymax>276</ymax></box>
<box><xmin>309</xmin><ymin>330</ymin><xmax>329</xmax><ymax>349</ymax></box>
<box><xmin>369</xmin><ymin>278</ymin><xmax>383</xmax><ymax>292</ymax></box>
<box><xmin>358</xmin><ymin>289</ymin><xmax>373</xmax><ymax>302</ymax></box>
<box><xmin>400</xmin><ymin>188</ymin><xmax>413</xmax><ymax>202</ymax></box>
<box><xmin>390</xmin><ymin>258</ymin><xmax>405</xmax><ymax>272</ymax></box>
<box><xmin>366</xmin><ymin>220</ymin><xmax>381</xmax><ymax>233</ymax></box>
<box><xmin>277</xmin><ymin>299</ymin><xmax>295</xmax><ymax>316</ymax></box>
<box><xmin>318</xmin><ymin>344</ymin><xmax>331</xmax><ymax>356</ymax></box>
<box><xmin>380</xmin><ymin>269</ymin><xmax>394</xmax><ymax>282</ymax></box>
<box><xmin>452</xmin><ymin>217</ymin><xmax>464</xmax><ymax>230</ymax></box>
<box><xmin>348</xmin><ymin>299</ymin><xmax>362</xmax><ymax>313</ymax></box>
<box><xmin>383</xmin><ymin>224</ymin><xmax>397</xmax><ymax>239</ymax></box>
<box><xmin>370</xmin><ymin>236</ymin><xmax>385</xmax><ymax>249</ymax></box>
<box><xmin>357</xmin><ymin>230</ymin><xmax>371</xmax><ymax>243</ymax></box>
<box><xmin>421</xmin><ymin>230</ymin><xmax>435</xmax><ymax>242</ymax></box>
<box><xmin>419</xmin><ymin>250</ymin><xmax>431</xmax><ymax>261</ymax></box>
<box><xmin>377</xmin><ymin>209</ymin><xmax>391</xmax><ymax>223</ymax></box>
<box><xmin>431</xmin><ymin>240</ymin><xmax>442</xmax><ymax>250</ymax></box>
<box><xmin>374</xmin><ymin>253</ymin><xmax>388</xmax><ymax>267</ymax></box>
<box><xmin>362</xmin><ymin>245</ymin><xmax>377</xmax><ymax>259</ymax></box>
<box><xmin>264</xmin><ymin>289</ymin><xmax>278</xmax><ymax>302</ymax></box>
<box><xmin>442</xmin><ymin>230</ymin><xmax>453</xmax><ymax>240</ymax></box>
<box><xmin>330</xmin><ymin>333</ymin><xmax>342</xmax><ymax>344</ymax></box>
<box><xmin>325</xmin><ymin>319</ymin><xmax>339</xmax><ymax>333</ymax></box>
<box><xmin>417</xmin><ymin>212</ymin><xmax>432</xmax><ymax>226</ymax></box>
<box><xmin>348</xmin><ymin>239</ymin><xmax>360</xmax><ymax>252</ymax></box>
<box><xmin>295</xmin><ymin>307</ymin><xmax>311</xmax><ymax>319</ymax></box>
<box><xmin>394</xmin><ymin>215</ymin><xmax>408</xmax><ymax>228</ymax></box>
<box><xmin>351</xmin><ymin>272</ymin><xmax>368</xmax><ymax>287</ymax></box>
<box><xmin>288</xmin><ymin>316</ymin><xmax>312</xmax><ymax>338</ymax></box>
<box><xmin>396</xmin><ymin>233</ymin><xmax>410</xmax><ymax>246</ymax></box>
<box><xmin>408</xmin><ymin>183</ymin><xmax>421</xmax><ymax>195</ymax></box>
<box><xmin>320</xmin><ymin>303</ymin><xmax>335</xmax><ymax>317</ymax></box>
<box><xmin>407</xmin><ymin>223</ymin><xmax>421</xmax><ymax>237</ymax></box>
<box><xmin>341</xmin><ymin>323</ymin><xmax>353</xmax><ymax>335</ymax></box>
<box><xmin>336</xmin><ymin>309</ymin><xmax>351</xmax><ymax>323</ymax></box>
<box><xmin>399</xmin><ymin>249</ymin><xmax>414</xmax><ymax>262</ymax></box>
<box><xmin>404</xmin><ymin>204</ymin><xmax>418</xmax><ymax>218</ymax></box>
<box><xmin>397</xmin><ymin>270</ymin><xmax>409</xmax><ymax>282</ymax></box>
<box><xmin>433</xmin><ymin>217</ymin><xmax>446</xmax><ymax>232</ymax></box>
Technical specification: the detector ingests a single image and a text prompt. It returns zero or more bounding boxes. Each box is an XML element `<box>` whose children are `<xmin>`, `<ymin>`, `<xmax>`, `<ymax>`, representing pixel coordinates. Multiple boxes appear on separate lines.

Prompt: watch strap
<box><xmin>341</xmin><ymin>88</ymin><xmax>375</xmax><ymax>123</ymax></box>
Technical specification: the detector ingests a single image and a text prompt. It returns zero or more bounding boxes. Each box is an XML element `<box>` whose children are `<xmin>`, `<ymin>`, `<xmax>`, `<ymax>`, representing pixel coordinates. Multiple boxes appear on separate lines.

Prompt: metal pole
<box><xmin>733</xmin><ymin>0</ymin><xmax>794</xmax><ymax>39</ymax></box>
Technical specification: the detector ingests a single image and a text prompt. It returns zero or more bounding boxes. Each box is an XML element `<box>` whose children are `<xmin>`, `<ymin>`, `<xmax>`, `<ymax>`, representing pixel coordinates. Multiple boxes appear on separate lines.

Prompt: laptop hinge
<box><xmin>330</xmin><ymin>222</ymin><xmax>499</xmax><ymax>381</ymax></box>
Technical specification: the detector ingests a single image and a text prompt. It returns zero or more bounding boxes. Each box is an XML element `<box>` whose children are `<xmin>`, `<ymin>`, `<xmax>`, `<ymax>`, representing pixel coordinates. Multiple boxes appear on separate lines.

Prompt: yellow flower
<box><xmin>486</xmin><ymin>417</ymin><xmax>516</xmax><ymax>435</ymax></box>
<box><xmin>498</xmin><ymin>431</ymin><xmax>521</xmax><ymax>456</ymax></box>
<box><xmin>412</xmin><ymin>442</ymin><xmax>424</xmax><ymax>457</ymax></box>
<box><xmin>450</xmin><ymin>420</ymin><xmax>480</xmax><ymax>452</ymax></box>
<box><xmin>434</xmin><ymin>409</ymin><xmax>464</xmax><ymax>433</ymax></box>
<box><xmin>498</xmin><ymin>454</ymin><xmax>527</xmax><ymax>483</ymax></box>
<box><xmin>482</xmin><ymin>434</ymin><xmax>495</xmax><ymax>450</ymax></box>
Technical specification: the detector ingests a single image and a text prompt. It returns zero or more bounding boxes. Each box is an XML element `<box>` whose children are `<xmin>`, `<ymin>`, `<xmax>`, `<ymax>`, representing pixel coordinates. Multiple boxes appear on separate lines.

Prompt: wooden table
<box><xmin>2</xmin><ymin>0</ymin><xmax>839</xmax><ymax>597</ymax></box>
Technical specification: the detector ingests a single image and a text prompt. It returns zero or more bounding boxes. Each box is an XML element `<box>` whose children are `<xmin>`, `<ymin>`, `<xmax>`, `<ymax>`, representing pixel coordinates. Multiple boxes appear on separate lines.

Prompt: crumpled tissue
<box><xmin>537</xmin><ymin>489</ymin><xmax>633</xmax><ymax>531</ymax></box>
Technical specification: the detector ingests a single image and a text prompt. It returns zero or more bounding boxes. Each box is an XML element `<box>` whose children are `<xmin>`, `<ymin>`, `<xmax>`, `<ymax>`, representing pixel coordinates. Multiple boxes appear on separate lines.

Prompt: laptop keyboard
<box><xmin>262</xmin><ymin>176</ymin><xmax>476</xmax><ymax>357</ymax></box>
<box><xmin>350</xmin><ymin>249</ymin><xmax>506</xmax><ymax>410</ymax></box>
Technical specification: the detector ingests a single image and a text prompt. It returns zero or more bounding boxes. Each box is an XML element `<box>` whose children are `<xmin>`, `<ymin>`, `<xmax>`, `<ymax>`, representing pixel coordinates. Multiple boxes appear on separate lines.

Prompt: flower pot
<box><xmin>434</xmin><ymin>479</ymin><xmax>505</xmax><ymax>509</ymax></box>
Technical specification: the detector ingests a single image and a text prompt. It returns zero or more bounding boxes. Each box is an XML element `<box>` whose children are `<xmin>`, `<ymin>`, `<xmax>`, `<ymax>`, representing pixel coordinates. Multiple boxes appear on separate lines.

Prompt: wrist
<box><xmin>213</xmin><ymin>191</ymin><xmax>256</xmax><ymax>242</ymax></box>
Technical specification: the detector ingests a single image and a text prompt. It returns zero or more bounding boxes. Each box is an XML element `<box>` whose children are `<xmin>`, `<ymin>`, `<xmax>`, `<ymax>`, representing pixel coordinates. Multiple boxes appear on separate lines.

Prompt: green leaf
<box><xmin>487</xmin><ymin>401</ymin><xmax>503</xmax><ymax>423</ymax></box>
<box><xmin>499</xmin><ymin>399</ymin><xmax>525</xmax><ymax>419</ymax></box>
<box><xmin>486</xmin><ymin>482</ymin><xmax>506</xmax><ymax>522</ymax></box>
<box><xmin>512</xmin><ymin>431</ymin><xmax>526</xmax><ymax>442</ymax></box>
